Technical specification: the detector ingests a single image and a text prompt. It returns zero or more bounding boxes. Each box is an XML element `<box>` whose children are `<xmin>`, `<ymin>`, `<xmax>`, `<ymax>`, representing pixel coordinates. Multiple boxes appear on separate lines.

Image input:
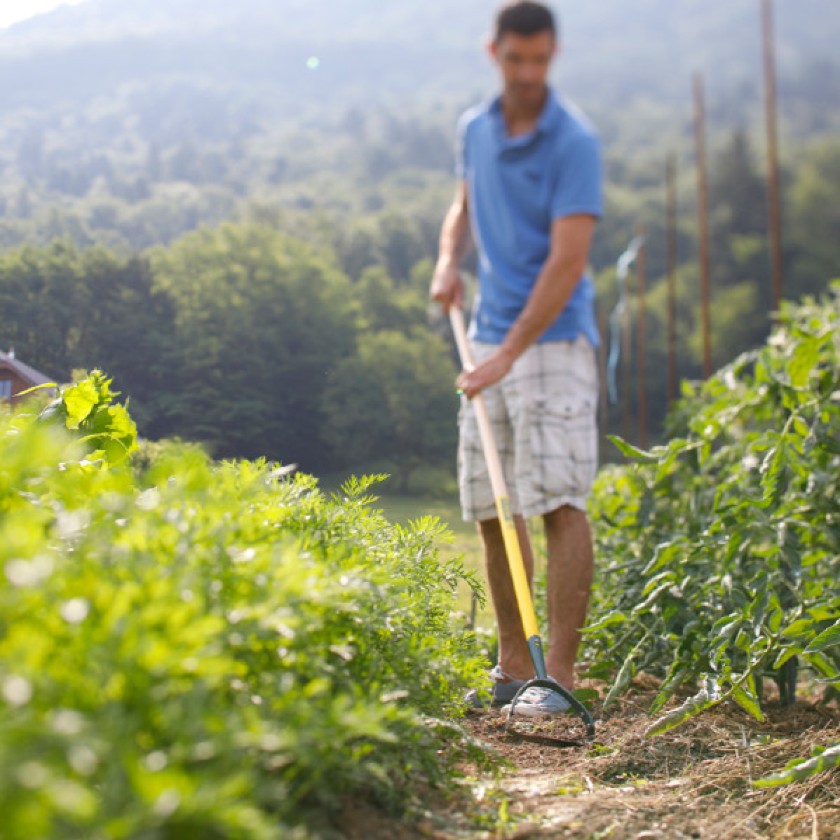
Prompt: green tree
<box><xmin>706</xmin><ymin>130</ymin><xmax>774</xmax><ymax>351</ymax></box>
<box><xmin>323</xmin><ymin>327</ymin><xmax>458</xmax><ymax>491</ymax></box>
<box><xmin>788</xmin><ymin>139</ymin><xmax>840</xmax><ymax>296</ymax></box>
<box><xmin>0</xmin><ymin>241</ymin><xmax>181</xmax><ymax>437</ymax></box>
<box><xmin>709</xmin><ymin>129</ymin><xmax>768</xmax><ymax>244</ymax></box>
<box><xmin>0</xmin><ymin>240</ymin><xmax>85</xmax><ymax>378</ymax></box>
<box><xmin>354</xmin><ymin>265</ymin><xmax>427</xmax><ymax>332</ymax></box>
<box><xmin>68</xmin><ymin>252</ymin><xmax>180</xmax><ymax>438</ymax></box>
<box><xmin>151</xmin><ymin>223</ymin><xmax>356</xmax><ymax>469</ymax></box>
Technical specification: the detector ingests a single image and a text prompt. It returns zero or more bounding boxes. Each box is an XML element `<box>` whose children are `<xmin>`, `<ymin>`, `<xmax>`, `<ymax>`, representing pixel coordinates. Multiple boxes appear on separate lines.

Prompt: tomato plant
<box><xmin>585</xmin><ymin>283</ymin><xmax>840</xmax><ymax>785</ymax></box>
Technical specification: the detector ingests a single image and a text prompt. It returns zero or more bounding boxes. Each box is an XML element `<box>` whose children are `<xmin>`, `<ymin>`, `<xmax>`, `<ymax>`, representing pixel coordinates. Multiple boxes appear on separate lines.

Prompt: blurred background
<box><xmin>1</xmin><ymin>0</ymin><xmax>837</xmax><ymax>495</ymax></box>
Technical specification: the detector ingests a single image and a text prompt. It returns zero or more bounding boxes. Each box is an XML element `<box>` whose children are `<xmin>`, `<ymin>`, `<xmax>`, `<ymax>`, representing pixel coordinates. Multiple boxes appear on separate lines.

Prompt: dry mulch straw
<box><xmin>339</xmin><ymin>677</ymin><xmax>840</xmax><ymax>840</ymax></box>
<box><xmin>466</xmin><ymin>678</ymin><xmax>840</xmax><ymax>840</ymax></box>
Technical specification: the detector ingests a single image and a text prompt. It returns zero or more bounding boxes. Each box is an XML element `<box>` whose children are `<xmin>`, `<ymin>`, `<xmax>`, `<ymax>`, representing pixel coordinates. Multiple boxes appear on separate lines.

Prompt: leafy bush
<box><xmin>0</xmin><ymin>375</ymin><xmax>488</xmax><ymax>838</ymax></box>
<box><xmin>585</xmin><ymin>283</ymin><xmax>840</xmax><ymax>783</ymax></box>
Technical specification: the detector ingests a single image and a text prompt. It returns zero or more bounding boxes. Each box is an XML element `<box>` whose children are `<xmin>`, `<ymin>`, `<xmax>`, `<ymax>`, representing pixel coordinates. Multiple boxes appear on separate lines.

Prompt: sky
<box><xmin>0</xmin><ymin>0</ymin><xmax>90</xmax><ymax>30</ymax></box>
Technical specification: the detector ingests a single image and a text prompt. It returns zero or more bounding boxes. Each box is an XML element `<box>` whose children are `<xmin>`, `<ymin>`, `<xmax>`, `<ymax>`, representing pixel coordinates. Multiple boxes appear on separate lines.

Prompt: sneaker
<box><xmin>503</xmin><ymin>678</ymin><xmax>571</xmax><ymax>717</ymax></box>
<box><xmin>465</xmin><ymin>665</ymin><xmax>527</xmax><ymax>709</ymax></box>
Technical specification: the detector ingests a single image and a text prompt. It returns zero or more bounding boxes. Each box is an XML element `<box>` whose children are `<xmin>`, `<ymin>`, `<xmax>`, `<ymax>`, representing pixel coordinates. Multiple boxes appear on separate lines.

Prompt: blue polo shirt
<box><xmin>456</xmin><ymin>90</ymin><xmax>602</xmax><ymax>346</ymax></box>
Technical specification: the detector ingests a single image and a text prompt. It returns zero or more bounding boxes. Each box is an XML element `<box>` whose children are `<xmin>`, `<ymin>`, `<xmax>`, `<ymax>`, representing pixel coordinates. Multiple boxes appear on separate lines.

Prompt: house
<box><xmin>0</xmin><ymin>350</ymin><xmax>57</xmax><ymax>405</ymax></box>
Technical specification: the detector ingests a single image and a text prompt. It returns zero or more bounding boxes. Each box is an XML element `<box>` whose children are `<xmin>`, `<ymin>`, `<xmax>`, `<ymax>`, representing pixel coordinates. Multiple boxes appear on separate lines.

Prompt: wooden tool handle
<box><xmin>448</xmin><ymin>307</ymin><xmax>541</xmax><ymax>644</ymax></box>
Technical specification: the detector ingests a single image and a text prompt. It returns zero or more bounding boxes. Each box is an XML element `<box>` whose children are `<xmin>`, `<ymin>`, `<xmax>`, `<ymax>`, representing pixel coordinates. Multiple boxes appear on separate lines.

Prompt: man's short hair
<box><xmin>494</xmin><ymin>1</ymin><xmax>558</xmax><ymax>42</ymax></box>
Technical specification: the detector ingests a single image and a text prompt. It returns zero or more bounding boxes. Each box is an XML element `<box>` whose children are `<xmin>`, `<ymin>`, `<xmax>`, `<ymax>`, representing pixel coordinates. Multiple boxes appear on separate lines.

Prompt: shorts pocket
<box><xmin>526</xmin><ymin>392</ymin><xmax>597</xmax><ymax>501</ymax></box>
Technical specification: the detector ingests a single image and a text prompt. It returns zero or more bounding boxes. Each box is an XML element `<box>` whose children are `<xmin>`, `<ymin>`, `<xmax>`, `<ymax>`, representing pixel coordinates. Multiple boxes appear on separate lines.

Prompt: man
<box><xmin>430</xmin><ymin>0</ymin><xmax>602</xmax><ymax>716</ymax></box>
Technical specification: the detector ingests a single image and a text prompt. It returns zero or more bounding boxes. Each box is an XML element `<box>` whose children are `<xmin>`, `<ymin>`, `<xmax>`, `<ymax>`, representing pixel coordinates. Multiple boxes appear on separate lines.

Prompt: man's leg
<box><xmin>478</xmin><ymin>513</ymin><xmax>535</xmax><ymax>681</ymax></box>
<box><xmin>543</xmin><ymin>504</ymin><xmax>594</xmax><ymax>689</ymax></box>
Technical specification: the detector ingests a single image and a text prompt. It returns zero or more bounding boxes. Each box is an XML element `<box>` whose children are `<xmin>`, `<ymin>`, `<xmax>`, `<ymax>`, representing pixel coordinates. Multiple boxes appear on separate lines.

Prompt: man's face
<box><xmin>490</xmin><ymin>30</ymin><xmax>557</xmax><ymax>108</ymax></box>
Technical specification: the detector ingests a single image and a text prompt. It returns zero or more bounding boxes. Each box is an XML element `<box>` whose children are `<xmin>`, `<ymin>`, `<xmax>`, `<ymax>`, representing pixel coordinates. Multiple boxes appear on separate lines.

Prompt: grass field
<box><xmin>374</xmin><ymin>487</ymin><xmax>552</xmax><ymax>636</ymax></box>
<box><xmin>373</xmin><ymin>490</ymin><xmax>494</xmax><ymax>628</ymax></box>
<box><xmin>321</xmin><ymin>471</ymin><xmax>553</xmax><ymax>634</ymax></box>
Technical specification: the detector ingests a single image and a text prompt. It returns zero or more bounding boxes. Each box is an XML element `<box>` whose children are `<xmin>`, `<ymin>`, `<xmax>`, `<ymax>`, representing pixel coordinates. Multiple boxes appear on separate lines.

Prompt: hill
<box><xmin>1</xmin><ymin>0</ymin><xmax>838</xmax><ymax>120</ymax></box>
<box><xmin>2</xmin><ymin>0</ymin><xmax>840</xmax><ymax>472</ymax></box>
<box><xmin>1</xmin><ymin>0</ymin><xmax>838</xmax><ymax>315</ymax></box>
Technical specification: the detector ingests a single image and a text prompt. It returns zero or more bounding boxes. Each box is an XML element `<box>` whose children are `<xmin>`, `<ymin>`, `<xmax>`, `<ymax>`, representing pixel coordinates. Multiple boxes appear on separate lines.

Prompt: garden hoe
<box><xmin>449</xmin><ymin>306</ymin><xmax>596</xmax><ymax>742</ymax></box>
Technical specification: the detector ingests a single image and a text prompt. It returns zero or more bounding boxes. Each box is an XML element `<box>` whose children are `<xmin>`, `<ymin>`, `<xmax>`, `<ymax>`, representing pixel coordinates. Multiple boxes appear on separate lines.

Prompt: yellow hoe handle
<box><xmin>448</xmin><ymin>306</ymin><xmax>540</xmax><ymax>643</ymax></box>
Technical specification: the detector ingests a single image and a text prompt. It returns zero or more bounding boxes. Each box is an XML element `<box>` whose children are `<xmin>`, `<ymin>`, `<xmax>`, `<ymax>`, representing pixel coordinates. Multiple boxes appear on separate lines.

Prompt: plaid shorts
<box><xmin>458</xmin><ymin>336</ymin><xmax>599</xmax><ymax>522</ymax></box>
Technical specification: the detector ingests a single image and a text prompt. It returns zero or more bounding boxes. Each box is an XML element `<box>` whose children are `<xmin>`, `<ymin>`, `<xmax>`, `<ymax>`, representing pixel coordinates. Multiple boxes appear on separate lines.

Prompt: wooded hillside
<box><xmin>2</xmin><ymin>0</ymin><xmax>839</xmax><ymax>470</ymax></box>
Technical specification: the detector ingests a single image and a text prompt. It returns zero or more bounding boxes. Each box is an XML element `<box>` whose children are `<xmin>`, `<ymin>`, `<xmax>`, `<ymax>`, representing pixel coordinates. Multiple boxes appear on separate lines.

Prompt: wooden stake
<box><xmin>597</xmin><ymin>303</ymin><xmax>609</xmax><ymax>454</ymax></box>
<box><xmin>666</xmin><ymin>155</ymin><xmax>679</xmax><ymax>404</ymax></box>
<box><xmin>693</xmin><ymin>73</ymin><xmax>713</xmax><ymax>379</ymax></box>
<box><xmin>762</xmin><ymin>0</ymin><xmax>784</xmax><ymax>312</ymax></box>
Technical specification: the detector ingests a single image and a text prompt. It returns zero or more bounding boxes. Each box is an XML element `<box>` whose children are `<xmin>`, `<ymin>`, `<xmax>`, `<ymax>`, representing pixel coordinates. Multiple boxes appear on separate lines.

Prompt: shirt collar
<box><xmin>490</xmin><ymin>88</ymin><xmax>561</xmax><ymax>149</ymax></box>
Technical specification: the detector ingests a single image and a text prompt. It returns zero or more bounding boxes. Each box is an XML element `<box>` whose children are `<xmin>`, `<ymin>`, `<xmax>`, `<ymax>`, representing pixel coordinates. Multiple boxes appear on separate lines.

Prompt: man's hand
<box><xmin>456</xmin><ymin>347</ymin><xmax>514</xmax><ymax>399</ymax></box>
<box><xmin>430</xmin><ymin>259</ymin><xmax>464</xmax><ymax>312</ymax></box>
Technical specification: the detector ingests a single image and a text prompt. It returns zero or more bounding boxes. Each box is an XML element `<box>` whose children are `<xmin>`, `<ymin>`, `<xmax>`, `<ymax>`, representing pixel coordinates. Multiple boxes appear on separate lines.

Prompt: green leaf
<box><xmin>641</xmin><ymin>540</ymin><xmax>683</xmax><ymax>576</ymax></box>
<box><xmin>63</xmin><ymin>379</ymin><xmax>100</xmax><ymax>430</ymax></box>
<box><xmin>584</xmin><ymin>610</ymin><xmax>629</xmax><ymax>633</ymax></box>
<box><xmin>646</xmin><ymin>679</ymin><xmax>722</xmax><ymax>737</ymax></box>
<box><xmin>604</xmin><ymin>635</ymin><xmax>649</xmax><ymax>710</ymax></box>
<box><xmin>640</xmin><ymin>571</ymin><xmax>677</xmax><ymax>599</ymax></box>
<box><xmin>571</xmin><ymin>687</ymin><xmax>600</xmax><ymax>704</ymax></box>
<box><xmin>603</xmin><ymin>654</ymin><xmax>635</xmax><ymax>710</ymax></box>
<box><xmin>760</xmin><ymin>441</ymin><xmax>787</xmax><ymax>507</ymax></box>
<box><xmin>649</xmin><ymin>662</ymin><xmax>692</xmax><ymax>715</ymax></box>
<box><xmin>17</xmin><ymin>382</ymin><xmax>59</xmax><ymax>398</ymax></box>
<box><xmin>754</xmin><ymin>742</ymin><xmax>840</xmax><ymax>788</ymax></box>
<box><xmin>633</xmin><ymin>581</ymin><xmax>674</xmax><ymax>613</ymax></box>
<box><xmin>608</xmin><ymin>435</ymin><xmax>657</xmax><ymax>462</ymax></box>
<box><xmin>773</xmin><ymin>647</ymin><xmax>800</xmax><ymax>669</ymax></box>
<box><xmin>806</xmin><ymin>603</ymin><xmax>840</xmax><ymax>622</ymax></box>
<box><xmin>731</xmin><ymin>682</ymin><xmax>765</xmax><ymax>722</ymax></box>
<box><xmin>804</xmin><ymin>620</ymin><xmax>840</xmax><ymax>654</ymax></box>
<box><xmin>787</xmin><ymin>335</ymin><xmax>822</xmax><ymax>389</ymax></box>
<box><xmin>782</xmin><ymin>617</ymin><xmax>818</xmax><ymax>639</ymax></box>
<box><xmin>804</xmin><ymin>651</ymin><xmax>840</xmax><ymax>681</ymax></box>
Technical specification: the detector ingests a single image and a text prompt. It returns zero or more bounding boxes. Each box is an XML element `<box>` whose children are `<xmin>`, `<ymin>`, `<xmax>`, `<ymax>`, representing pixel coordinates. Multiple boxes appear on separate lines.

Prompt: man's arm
<box><xmin>430</xmin><ymin>181</ymin><xmax>472</xmax><ymax>312</ymax></box>
<box><xmin>456</xmin><ymin>213</ymin><xmax>596</xmax><ymax>398</ymax></box>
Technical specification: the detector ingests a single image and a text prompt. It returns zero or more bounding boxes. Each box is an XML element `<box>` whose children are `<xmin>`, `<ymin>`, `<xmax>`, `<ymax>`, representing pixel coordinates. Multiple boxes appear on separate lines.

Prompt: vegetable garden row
<box><xmin>1</xmin><ymin>285</ymin><xmax>838</xmax><ymax>837</ymax></box>
<box><xmin>586</xmin><ymin>283</ymin><xmax>840</xmax><ymax>785</ymax></box>
<box><xmin>1</xmin><ymin>374</ymin><xmax>489</xmax><ymax>837</ymax></box>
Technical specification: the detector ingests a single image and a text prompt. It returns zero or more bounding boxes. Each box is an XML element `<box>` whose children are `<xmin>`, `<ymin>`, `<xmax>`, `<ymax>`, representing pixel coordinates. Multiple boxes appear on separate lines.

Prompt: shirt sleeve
<box><xmin>550</xmin><ymin>130</ymin><xmax>603</xmax><ymax>220</ymax></box>
<box><xmin>454</xmin><ymin>111</ymin><xmax>470</xmax><ymax>180</ymax></box>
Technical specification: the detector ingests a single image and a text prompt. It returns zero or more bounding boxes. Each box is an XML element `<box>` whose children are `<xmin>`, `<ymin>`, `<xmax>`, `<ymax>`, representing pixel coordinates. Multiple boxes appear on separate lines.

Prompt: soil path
<box><xmin>341</xmin><ymin>684</ymin><xmax>840</xmax><ymax>839</ymax></box>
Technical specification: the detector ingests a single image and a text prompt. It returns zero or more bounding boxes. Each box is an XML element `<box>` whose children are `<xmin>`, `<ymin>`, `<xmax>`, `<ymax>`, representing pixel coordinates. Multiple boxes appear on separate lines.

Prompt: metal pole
<box><xmin>666</xmin><ymin>155</ymin><xmax>679</xmax><ymax>405</ymax></box>
<box><xmin>635</xmin><ymin>223</ymin><xmax>647</xmax><ymax>450</ymax></box>
<box><xmin>693</xmin><ymin>73</ymin><xmax>713</xmax><ymax>379</ymax></box>
<box><xmin>762</xmin><ymin>0</ymin><xmax>784</xmax><ymax>312</ymax></box>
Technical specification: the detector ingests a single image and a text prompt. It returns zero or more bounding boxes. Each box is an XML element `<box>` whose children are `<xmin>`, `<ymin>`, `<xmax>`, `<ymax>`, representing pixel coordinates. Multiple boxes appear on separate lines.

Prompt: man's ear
<box><xmin>486</xmin><ymin>39</ymin><xmax>498</xmax><ymax>62</ymax></box>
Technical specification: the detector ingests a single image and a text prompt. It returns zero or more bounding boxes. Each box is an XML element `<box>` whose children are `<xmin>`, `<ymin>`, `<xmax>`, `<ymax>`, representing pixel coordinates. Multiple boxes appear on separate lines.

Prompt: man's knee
<box><xmin>544</xmin><ymin>503</ymin><xmax>587</xmax><ymax>527</ymax></box>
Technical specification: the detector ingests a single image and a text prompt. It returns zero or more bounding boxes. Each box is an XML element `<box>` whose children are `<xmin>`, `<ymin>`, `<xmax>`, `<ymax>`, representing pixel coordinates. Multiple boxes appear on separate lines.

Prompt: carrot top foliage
<box><xmin>0</xmin><ymin>374</ymin><xmax>489</xmax><ymax>838</ymax></box>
